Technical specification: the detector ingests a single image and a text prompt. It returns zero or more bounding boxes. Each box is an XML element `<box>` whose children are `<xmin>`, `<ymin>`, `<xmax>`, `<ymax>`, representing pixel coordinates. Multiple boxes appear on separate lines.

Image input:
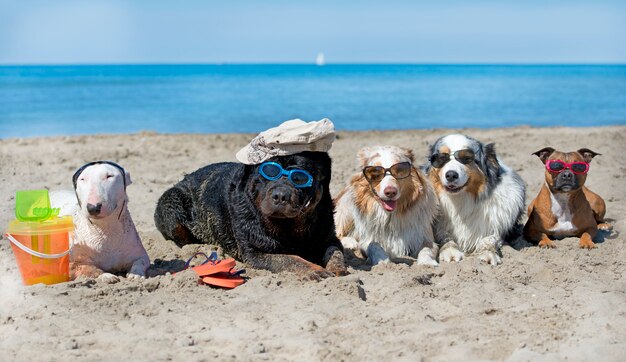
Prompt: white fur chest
<box><xmin>438</xmin><ymin>192</ymin><xmax>491</xmax><ymax>252</ymax></box>
<box><xmin>548</xmin><ymin>190</ymin><xmax>576</xmax><ymax>237</ymax></box>
<box><xmin>349</xmin><ymin>190</ymin><xmax>436</xmax><ymax>258</ymax></box>
<box><xmin>437</xmin><ymin>167</ymin><xmax>524</xmax><ymax>253</ymax></box>
<box><xmin>71</xmin><ymin>210</ymin><xmax>145</xmax><ymax>272</ymax></box>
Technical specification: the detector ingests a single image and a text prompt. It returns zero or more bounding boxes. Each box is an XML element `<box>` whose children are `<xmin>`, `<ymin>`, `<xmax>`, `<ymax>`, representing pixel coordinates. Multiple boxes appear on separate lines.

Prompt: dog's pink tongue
<box><xmin>382</xmin><ymin>200</ymin><xmax>397</xmax><ymax>212</ymax></box>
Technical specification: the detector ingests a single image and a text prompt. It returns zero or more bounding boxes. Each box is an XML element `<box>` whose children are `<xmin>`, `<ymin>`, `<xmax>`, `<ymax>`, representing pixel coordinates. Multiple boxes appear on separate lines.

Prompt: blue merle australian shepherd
<box><xmin>425</xmin><ymin>134</ymin><xmax>525</xmax><ymax>265</ymax></box>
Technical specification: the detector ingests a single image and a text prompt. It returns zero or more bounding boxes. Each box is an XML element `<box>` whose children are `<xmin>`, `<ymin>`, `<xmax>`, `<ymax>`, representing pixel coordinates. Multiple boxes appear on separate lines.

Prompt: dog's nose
<box><xmin>445</xmin><ymin>171</ymin><xmax>459</xmax><ymax>182</ymax></box>
<box><xmin>87</xmin><ymin>203</ymin><xmax>102</xmax><ymax>216</ymax></box>
<box><xmin>561</xmin><ymin>171</ymin><xmax>574</xmax><ymax>180</ymax></box>
<box><xmin>271</xmin><ymin>187</ymin><xmax>291</xmax><ymax>206</ymax></box>
<box><xmin>384</xmin><ymin>186</ymin><xmax>398</xmax><ymax>199</ymax></box>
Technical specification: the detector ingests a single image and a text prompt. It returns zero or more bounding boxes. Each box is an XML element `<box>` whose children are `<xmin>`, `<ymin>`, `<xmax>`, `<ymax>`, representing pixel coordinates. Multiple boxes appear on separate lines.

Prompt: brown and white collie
<box><xmin>426</xmin><ymin>134</ymin><xmax>525</xmax><ymax>265</ymax></box>
<box><xmin>334</xmin><ymin>146</ymin><xmax>438</xmax><ymax>266</ymax></box>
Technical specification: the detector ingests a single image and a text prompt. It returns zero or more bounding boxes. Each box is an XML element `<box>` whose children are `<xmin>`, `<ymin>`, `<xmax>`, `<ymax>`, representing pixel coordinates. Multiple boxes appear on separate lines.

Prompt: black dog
<box><xmin>154</xmin><ymin>151</ymin><xmax>346</xmax><ymax>278</ymax></box>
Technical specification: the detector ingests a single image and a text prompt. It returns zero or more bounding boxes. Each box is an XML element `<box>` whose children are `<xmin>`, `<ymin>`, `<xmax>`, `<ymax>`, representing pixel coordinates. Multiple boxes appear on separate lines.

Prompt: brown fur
<box><xmin>335</xmin><ymin>146</ymin><xmax>430</xmax><ymax>240</ymax></box>
<box><xmin>334</xmin><ymin>145</ymin><xmax>438</xmax><ymax>265</ymax></box>
<box><xmin>251</xmin><ymin>253</ymin><xmax>339</xmax><ymax>280</ymax></box>
<box><xmin>357</xmin><ymin>150</ymin><xmax>381</xmax><ymax>165</ymax></box>
<box><xmin>322</xmin><ymin>247</ymin><xmax>348</xmax><ymax>276</ymax></box>
<box><xmin>396</xmin><ymin>168</ymin><xmax>427</xmax><ymax>214</ymax></box>
<box><xmin>352</xmin><ymin>173</ymin><xmax>379</xmax><ymax>216</ymax></box>
<box><xmin>462</xmin><ymin>163</ymin><xmax>487</xmax><ymax>198</ymax></box>
<box><xmin>428</xmin><ymin>168</ymin><xmax>445</xmax><ymax>195</ymax></box>
<box><xmin>351</xmin><ymin>146</ymin><xmax>423</xmax><ymax>216</ymax></box>
<box><xmin>524</xmin><ymin>148</ymin><xmax>609</xmax><ymax>249</ymax></box>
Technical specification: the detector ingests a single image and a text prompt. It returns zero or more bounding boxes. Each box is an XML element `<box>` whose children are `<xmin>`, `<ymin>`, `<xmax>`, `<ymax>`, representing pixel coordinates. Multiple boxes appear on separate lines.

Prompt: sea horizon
<box><xmin>2</xmin><ymin>62</ymin><xmax>626</xmax><ymax>66</ymax></box>
<box><xmin>1</xmin><ymin>63</ymin><xmax>625</xmax><ymax>139</ymax></box>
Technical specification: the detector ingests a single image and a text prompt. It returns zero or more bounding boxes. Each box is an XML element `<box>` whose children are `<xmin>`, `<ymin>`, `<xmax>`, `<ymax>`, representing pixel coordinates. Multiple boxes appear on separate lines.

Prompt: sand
<box><xmin>1</xmin><ymin>126</ymin><xmax>625</xmax><ymax>361</ymax></box>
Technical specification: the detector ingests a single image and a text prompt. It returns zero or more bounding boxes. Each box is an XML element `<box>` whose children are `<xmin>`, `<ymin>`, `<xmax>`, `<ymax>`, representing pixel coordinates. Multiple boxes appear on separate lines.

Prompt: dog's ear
<box><xmin>72</xmin><ymin>168</ymin><xmax>84</xmax><ymax>190</ymax></box>
<box><xmin>423</xmin><ymin>141</ymin><xmax>438</xmax><ymax>172</ymax></box>
<box><xmin>310</xmin><ymin>152</ymin><xmax>332</xmax><ymax>185</ymax></box>
<box><xmin>124</xmin><ymin>170</ymin><xmax>133</xmax><ymax>186</ymax></box>
<box><xmin>239</xmin><ymin>164</ymin><xmax>254</xmax><ymax>191</ymax></box>
<box><xmin>484</xmin><ymin>143</ymin><xmax>501</xmax><ymax>178</ymax></box>
<box><xmin>356</xmin><ymin>147</ymin><xmax>373</xmax><ymax>167</ymax></box>
<box><xmin>401</xmin><ymin>147</ymin><xmax>415</xmax><ymax>163</ymax></box>
<box><xmin>577</xmin><ymin>148</ymin><xmax>601</xmax><ymax>163</ymax></box>
<box><xmin>532</xmin><ymin>147</ymin><xmax>555</xmax><ymax>163</ymax></box>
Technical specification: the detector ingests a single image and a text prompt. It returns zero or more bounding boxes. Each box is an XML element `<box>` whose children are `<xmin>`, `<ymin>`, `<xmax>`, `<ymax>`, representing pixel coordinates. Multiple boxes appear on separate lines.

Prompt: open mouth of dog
<box><xmin>374</xmin><ymin>196</ymin><xmax>397</xmax><ymax>212</ymax></box>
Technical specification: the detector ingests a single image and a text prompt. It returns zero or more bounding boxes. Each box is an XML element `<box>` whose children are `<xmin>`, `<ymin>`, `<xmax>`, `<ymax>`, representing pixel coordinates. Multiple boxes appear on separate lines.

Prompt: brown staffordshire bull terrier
<box><xmin>524</xmin><ymin>147</ymin><xmax>611</xmax><ymax>249</ymax></box>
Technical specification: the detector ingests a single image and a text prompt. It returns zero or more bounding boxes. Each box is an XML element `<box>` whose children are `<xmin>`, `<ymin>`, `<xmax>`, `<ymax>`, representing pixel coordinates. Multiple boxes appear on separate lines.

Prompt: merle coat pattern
<box><xmin>424</xmin><ymin>134</ymin><xmax>526</xmax><ymax>265</ymax></box>
<box><xmin>154</xmin><ymin>152</ymin><xmax>346</xmax><ymax>278</ymax></box>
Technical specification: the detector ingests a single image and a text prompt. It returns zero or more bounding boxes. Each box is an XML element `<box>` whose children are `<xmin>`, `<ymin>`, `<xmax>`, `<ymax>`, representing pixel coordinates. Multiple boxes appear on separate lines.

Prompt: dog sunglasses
<box><xmin>545</xmin><ymin>159</ymin><xmax>589</xmax><ymax>174</ymax></box>
<box><xmin>258</xmin><ymin>162</ymin><xmax>313</xmax><ymax>188</ymax></box>
<box><xmin>363</xmin><ymin>162</ymin><xmax>412</xmax><ymax>183</ymax></box>
<box><xmin>430</xmin><ymin>149</ymin><xmax>475</xmax><ymax>168</ymax></box>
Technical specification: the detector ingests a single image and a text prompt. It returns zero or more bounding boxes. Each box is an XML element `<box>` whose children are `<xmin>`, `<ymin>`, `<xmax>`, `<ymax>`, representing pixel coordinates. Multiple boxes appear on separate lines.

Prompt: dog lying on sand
<box><xmin>51</xmin><ymin>161</ymin><xmax>149</xmax><ymax>283</ymax></box>
<box><xmin>524</xmin><ymin>147</ymin><xmax>611</xmax><ymax>249</ymax></box>
<box><xmin>425</xmin><ymin>134</ymin><xmax>525</xmax><ymax>265</ymax></box>
<box><xmin>154</xmin><ymin>119</ymin><xmax>347</xmax><ymax>279</ymax></box>
<box><xmin>334</xmin><ymin>146</ymin><xmax>438</xmax><ymax>266</ymax></box>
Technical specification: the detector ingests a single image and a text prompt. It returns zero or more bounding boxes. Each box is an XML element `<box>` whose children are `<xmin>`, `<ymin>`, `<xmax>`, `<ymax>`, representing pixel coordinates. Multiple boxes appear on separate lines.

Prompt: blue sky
<box><xmin>1</xmin><ymin>0</ymin><xmax>625</xmax><ymax>64</ymax></box>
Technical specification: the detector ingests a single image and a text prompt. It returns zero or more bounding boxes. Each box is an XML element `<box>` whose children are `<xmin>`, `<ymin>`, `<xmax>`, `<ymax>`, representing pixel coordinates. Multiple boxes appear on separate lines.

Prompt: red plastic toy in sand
<box><xmin>183</xmin><ymin>252</ymin><xmax>245</xmax><ymax>289</ymax></box>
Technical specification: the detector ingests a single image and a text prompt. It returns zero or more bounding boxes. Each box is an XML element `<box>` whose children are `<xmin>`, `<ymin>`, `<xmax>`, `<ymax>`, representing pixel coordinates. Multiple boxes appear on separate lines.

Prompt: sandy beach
<box><xmin>1</xmin><ymin>125</ymin><xmax>625</xmax><ymax>361</ymax></box>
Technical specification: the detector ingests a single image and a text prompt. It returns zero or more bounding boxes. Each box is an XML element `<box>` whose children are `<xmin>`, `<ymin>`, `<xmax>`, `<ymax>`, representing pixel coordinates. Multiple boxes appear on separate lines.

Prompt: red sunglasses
<box><xmin>545</xmin><ymin>159</ymin><xmax>589</xmax><ymax>174</ymax></box>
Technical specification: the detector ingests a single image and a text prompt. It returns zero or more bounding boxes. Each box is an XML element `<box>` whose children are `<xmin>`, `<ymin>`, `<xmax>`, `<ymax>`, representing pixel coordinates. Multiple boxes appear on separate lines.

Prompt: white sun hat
<box><xmin>235</xmin><ymin>118</ymin><xmax>336</xmax><ymax>165</ymax></box>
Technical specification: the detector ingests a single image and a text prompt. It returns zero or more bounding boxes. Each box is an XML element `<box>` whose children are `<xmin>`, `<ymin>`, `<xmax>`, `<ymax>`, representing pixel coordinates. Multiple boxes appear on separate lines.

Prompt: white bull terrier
<box><xmin>50</xmin><ymin>161</ymin><xmax>149</xmax><ymax>283</ymax></box>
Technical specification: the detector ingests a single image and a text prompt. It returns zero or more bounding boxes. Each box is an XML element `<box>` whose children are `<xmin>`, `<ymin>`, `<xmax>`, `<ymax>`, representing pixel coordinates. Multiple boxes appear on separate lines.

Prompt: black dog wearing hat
<box><xmin>154</xmin><ymin>152</ymin><xmax>346</xmax><ymax>279</ymax></box>
<box><xmin>155</xmin><ymin>119</ymin><xmax>346</xmax><ymax>279</ymax></box>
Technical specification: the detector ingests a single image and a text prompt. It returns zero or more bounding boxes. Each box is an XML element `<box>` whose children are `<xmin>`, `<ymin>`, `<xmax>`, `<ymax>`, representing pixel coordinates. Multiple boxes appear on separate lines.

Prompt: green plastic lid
<box><xmin>15</xmin><ymin>189</ymin><xmax>60</xmax><ymax>222</ymax></box>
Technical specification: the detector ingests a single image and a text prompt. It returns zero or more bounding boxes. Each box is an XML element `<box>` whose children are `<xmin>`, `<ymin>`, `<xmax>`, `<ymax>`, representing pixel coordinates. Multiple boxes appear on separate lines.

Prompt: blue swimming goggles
<box><xmin>258</xmin><ymin>162</ymin><xmax>313</xmax><ymax>188</ymax></box>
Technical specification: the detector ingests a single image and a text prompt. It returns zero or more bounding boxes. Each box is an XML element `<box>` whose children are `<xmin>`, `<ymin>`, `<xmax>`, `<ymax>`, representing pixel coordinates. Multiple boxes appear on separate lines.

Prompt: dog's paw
<box><xmin>297</xmin><ymin>259</ymin><xmax>335</xmax><ymax>281</ymax></box>
<box><xmin>340</xmin><ymin>237</ymin><xmax>359</xmax><ymax>250</ymax></box>
<box><xmin>439</xmin><ymin>247</ymin><xmax>464</xmax><ymax>263</ymax></box>
<box><xmin>367</xmin><ymin>255</ymin><xmax>390</xmax><ymax>266</ymax></box>
<box><xmin>325</xmin><ymin>262</ymin><xmax>349</xmax><ymax>277</ymax></box>
<box><xmin>416</xmin><ymin>250</ymin><xmax>439</xmax><ymax>266</ymax></box>
<box><xmin>597</xmin><ymin>222</ymin><xmax>612</xmax><ymax>232</ymax></box>
<box><xmin>579</xmin><ymin>237</ymin><xmax>597</xmax><ymax>249</ymax></box>
<box><xmin>416</xmin><ymin>258</ymin><xmax>439</xmax><ymax>267</ymax></box>
<box><xmin>303</xmin><ymin>269</ymin><xmax>335</xmax><ymax>281</ymax></box>
<box><xmin>538</xmin><ymin>238</ymin><xmax>556</xmax><ymax>248</ymax></box>
<box><xmin>126</xmin><ymin>272</ymin><xmax>145</xmax><ymax>280</ymax></box>
<box><xmin>366</xmin><ymin>242</ymin><xmax>390</xmax><ymax>266</ymax></box>
<box><xmin>478</xmin><ymin>250</ymin><xmax>502</xmax><ymax>266</ymax></box>
<box><xmin>98</xmin><ymin>273</ymin><xmax>120</xmax><ymax>284</ymax></box>
<box><xmin>323</xmin><ymin>247</ymin><xmax>349</xmax><ymax>276</ymax></box>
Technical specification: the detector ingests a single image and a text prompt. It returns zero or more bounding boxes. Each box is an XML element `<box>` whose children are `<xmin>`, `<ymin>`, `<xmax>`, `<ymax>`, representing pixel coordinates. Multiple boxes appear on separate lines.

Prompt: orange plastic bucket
<box><xmin>5</xmin><ymin>216</ymin><xmax>73</xmax><ymax>285</ymax></box>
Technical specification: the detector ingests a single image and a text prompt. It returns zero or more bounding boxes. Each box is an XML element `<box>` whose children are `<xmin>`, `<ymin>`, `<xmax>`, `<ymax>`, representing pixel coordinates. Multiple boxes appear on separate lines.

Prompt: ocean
<box><xmin>0</xmin><ymin>64</ymin><xmax>625</xmax><ymax>138</ymax></box>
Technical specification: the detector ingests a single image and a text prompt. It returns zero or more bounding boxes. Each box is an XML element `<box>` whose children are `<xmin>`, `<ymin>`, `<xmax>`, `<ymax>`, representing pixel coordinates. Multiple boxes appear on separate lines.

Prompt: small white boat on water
<box><xmin>316</xmin><ymin>52</ymin><xmax>325</xmax><ymax>66</ymax></box>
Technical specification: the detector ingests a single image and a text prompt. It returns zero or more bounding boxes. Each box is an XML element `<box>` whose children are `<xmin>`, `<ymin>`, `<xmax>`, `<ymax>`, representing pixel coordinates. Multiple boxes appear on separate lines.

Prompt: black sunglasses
<box><xmin>430</xmin><ymin>149</ymin><xmax>475</xmax><ymax>168</ymax></box>
<box><xmin>363</xmin><ymin>162</ymin><xmax>412</xmax><ymax>183</ymax></box>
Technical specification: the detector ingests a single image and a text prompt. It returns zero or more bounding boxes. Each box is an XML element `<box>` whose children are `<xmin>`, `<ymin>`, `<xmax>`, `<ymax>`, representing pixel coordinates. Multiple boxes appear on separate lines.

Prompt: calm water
<box><xmin>0</xmin><ymin>64</ymin><xmax>625</xmax><ymax>138</ymax></box>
